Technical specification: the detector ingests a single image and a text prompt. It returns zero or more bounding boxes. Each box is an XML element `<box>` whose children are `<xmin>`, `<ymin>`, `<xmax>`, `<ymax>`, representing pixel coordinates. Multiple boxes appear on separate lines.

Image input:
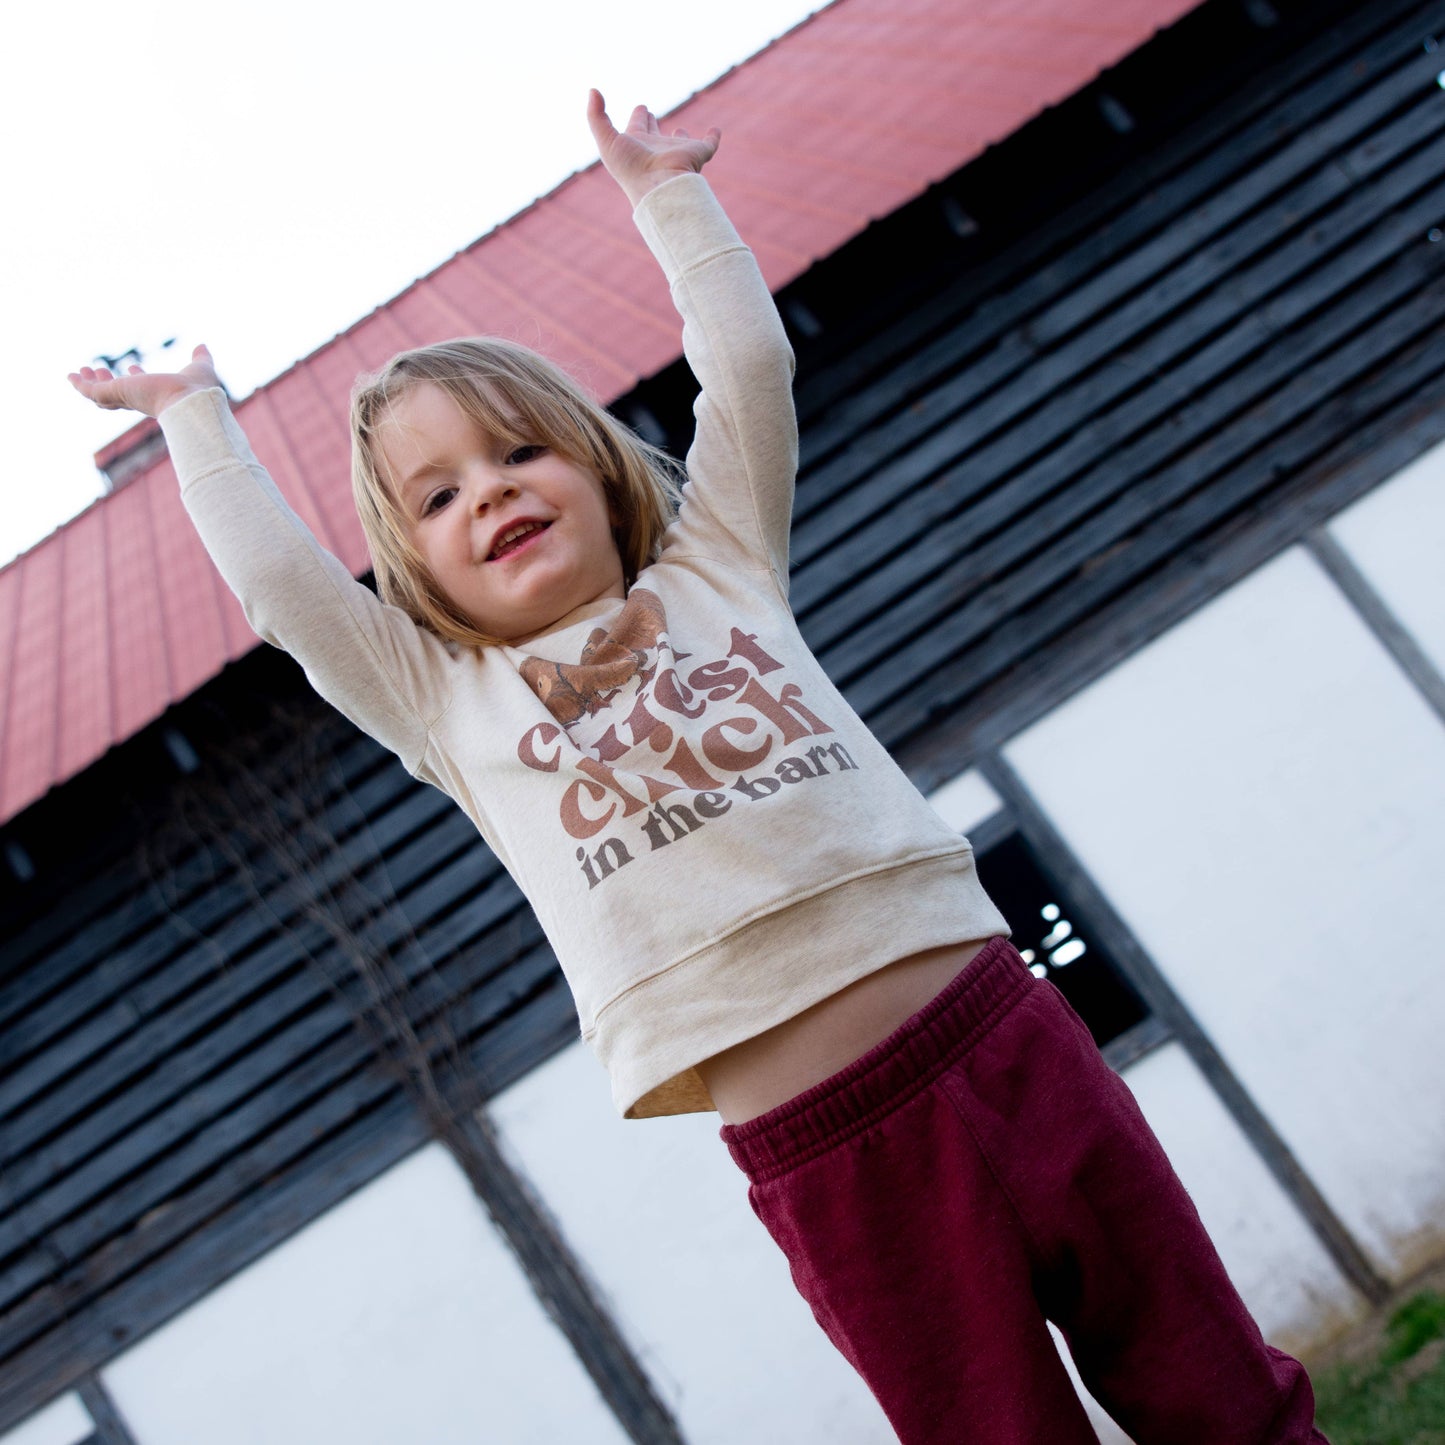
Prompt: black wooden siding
<box><xmin>4</xmin><ymin>0</ymin><xmax>1445</xmax><ymax>1428</ymax></box>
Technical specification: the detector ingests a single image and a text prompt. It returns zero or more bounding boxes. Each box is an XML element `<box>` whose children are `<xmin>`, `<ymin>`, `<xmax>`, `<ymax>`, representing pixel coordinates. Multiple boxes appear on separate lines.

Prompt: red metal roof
<box><xmin>0</xmin><ymin>0</ymin><xmax>1199</xmax><ymax>826</ymax></box>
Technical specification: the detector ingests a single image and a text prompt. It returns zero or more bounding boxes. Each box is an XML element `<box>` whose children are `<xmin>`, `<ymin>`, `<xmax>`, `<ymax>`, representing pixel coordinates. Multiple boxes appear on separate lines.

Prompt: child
<box><xmin>71</xmin><ymin>94</ymin><xmax>1327</xmax><ymax>1444</ymax></box>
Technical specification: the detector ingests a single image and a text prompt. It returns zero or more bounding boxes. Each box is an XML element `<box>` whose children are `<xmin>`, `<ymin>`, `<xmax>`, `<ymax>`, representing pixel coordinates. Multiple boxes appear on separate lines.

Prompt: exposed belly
<box><xmin>697</xmin><ymin>938</ymin><xmax>992</xmax><ymax>1125</ymax></box>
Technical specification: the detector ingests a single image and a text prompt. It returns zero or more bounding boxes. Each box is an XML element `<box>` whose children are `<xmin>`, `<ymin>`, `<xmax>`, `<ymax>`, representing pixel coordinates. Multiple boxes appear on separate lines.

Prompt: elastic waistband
<box><xmin>720</xmin><ymin>935</ymin><xmax>1032</xmax><ymax>1181</ymax></box>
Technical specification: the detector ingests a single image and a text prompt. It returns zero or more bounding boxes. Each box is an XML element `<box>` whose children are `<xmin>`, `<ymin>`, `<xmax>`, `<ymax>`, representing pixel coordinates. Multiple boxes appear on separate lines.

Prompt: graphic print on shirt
<box><xmin>515</xmin><ymin>588</ymin><xmax>861</xmax><ymax>889</ymax></box>
<box><xmin>518</xmin><ymin>588</ymin><xmax>667</xmax><ymax>724</ymax></box>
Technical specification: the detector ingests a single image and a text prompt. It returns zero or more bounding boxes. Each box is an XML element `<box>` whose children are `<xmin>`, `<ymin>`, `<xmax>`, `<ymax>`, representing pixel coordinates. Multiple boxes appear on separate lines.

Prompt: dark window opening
<box><xmin>975</xmin><ymin>830</ymin><xmax>1148</xmax><ymax>1049</ymax></box>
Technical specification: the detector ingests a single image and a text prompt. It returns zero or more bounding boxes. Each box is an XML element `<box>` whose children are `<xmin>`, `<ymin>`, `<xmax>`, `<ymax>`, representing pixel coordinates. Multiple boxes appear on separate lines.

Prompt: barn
<box><xmin>3</xmin><ymin>0</ymin><xmax>1444</xmax><ymax>1440</ymax></box>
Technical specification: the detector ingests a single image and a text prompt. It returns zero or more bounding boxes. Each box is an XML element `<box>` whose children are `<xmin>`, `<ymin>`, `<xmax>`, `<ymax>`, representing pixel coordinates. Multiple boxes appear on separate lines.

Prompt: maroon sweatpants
<box><xmin>721</xmin><ymin>937</ymin><xmax>1327</xmax><ymax>1444</ymax></box>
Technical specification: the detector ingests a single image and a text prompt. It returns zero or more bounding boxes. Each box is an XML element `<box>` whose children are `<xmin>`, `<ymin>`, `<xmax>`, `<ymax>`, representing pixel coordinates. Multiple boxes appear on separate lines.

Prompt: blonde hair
<box><xmin>350</xmin><ymin>338</ymin><xmax>682</xmax><ymax>648</ymax></box>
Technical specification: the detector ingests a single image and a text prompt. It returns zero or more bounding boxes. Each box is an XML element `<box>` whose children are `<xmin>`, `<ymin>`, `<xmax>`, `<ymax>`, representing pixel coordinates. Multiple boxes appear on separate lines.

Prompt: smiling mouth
<box><xmin>487</xmin><ymin>521</ymin><xmax>550</xmax><ymax>561</ymax></box>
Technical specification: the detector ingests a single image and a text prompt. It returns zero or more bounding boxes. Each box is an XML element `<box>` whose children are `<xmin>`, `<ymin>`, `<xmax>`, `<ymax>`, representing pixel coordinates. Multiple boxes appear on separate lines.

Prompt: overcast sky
<box><xmin>2</xmin><ymin>0</ymin><xmax>822</xmax><ymax>568</ymax></box>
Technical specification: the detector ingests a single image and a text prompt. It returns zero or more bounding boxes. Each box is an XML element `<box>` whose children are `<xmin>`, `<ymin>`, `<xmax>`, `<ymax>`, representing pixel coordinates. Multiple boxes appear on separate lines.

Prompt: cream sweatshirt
<box><xmin>160</xmin><ymin>173</ymin><xmax>1008</xmax><ymax>1117</ymax></box>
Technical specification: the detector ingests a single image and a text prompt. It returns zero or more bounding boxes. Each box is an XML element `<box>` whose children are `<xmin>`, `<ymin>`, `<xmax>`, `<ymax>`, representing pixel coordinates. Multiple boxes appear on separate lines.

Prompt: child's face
<box><xmin>376</xmin><ymin>381</ymin><xmax>625</xmax><ymax>642</ymax></box>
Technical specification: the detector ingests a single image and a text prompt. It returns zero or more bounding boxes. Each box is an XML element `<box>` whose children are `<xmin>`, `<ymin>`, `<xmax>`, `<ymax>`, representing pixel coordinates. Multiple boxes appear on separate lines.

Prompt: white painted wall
<box><xmin>100</xmin><ymin>1144</ymin><xmax>630</xmax><ymax>1445</ymax></box>
<box><xmin>1329</xmin><ymin>437</ymin><xmax>1445</xmax><ymax>676</ymax></box>
<box><xmin>926</xmin><ymin>768</ymin><xmax>1004</xmax><ymax>835</ymax></box>
<box><xmin>490</xmin><ymin>1041</ymin><xmax>898</xmax><ymax>1445</ymax></box>
<box><xmin>1005</xmin><ymin>545</ymin><xmax>1445</xmax><ymax>1285</ymax></box>
<box><xmin>0</xmin><ymin>1396</ymin><xmax>91</xmax><ymax>1445</ymax></box>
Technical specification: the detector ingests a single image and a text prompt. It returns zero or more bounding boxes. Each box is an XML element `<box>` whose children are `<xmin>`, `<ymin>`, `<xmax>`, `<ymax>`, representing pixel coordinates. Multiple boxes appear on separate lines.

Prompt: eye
<box><xmin>506</xmin><ymin>443</ymin><xmax>546</xmax><ymax>465</ymax></box>
<box><xmin>421</xmin><ymin>486</ymin><xmax>457</xmax><ymax>516</ymax></box>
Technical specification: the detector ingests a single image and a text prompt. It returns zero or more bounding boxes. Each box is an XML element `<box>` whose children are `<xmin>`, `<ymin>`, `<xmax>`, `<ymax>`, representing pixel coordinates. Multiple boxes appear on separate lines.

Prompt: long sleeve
<box><xmin>631</xmin><ymin>174</ymin><xmax>799</xmax><ymax>591</ymax></box>
<box><xmin>161</xmin><ymin>387</ymin><xmax>454</xmax><ymax>773</ymax></box>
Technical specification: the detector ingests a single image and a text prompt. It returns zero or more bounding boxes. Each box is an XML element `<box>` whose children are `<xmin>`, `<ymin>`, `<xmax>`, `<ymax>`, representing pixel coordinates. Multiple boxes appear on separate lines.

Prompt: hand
<box><xmin>68</xmin><ymin>344</ymin><xmax>222</xmax><ymax>419</ymax></box>
<box><xmin>587</xmin><ymin>89</ymin><xmax>720</xmax><ymax>207</ymax></box>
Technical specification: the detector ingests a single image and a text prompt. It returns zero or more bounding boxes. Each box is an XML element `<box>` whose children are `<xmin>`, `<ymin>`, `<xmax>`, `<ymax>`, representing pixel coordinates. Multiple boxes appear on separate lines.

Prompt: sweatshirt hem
<box><xmin>597</xmin><ymin>849</ymin><xmax>1010</xmax><ymax>1118</ymax></box>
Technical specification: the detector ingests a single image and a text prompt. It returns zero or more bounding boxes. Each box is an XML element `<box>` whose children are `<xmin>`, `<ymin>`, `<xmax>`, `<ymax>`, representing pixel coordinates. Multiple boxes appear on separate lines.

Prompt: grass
<box><xmin>1315</xmin><ymin>1291</ymin><xmax>1445</xmax><ymax>1444</ymax></box>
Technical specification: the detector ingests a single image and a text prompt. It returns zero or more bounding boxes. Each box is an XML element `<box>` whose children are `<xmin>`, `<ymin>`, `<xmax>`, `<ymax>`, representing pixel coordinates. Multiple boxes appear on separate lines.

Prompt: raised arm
<box><xmin>589</xmin><ymin>93</ymin><xmax>799</xmax><ymax>589</ymax></box>
<box><xmin>70</xmin><ymin>350</ymin><xmax>452</xmax><ymax>773</ymax></box>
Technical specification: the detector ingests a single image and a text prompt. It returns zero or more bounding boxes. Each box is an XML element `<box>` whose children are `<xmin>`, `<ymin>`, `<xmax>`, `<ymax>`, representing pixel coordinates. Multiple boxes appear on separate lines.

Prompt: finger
<box><xmin>673</xmin><ymin>127</ymin><xmax>690</xmax><ymax>139</ymax></box>
<box><xmin>69</xmin><ymin>375</ymin><xmax>114</xmax><ymax>405</ymax></box>
<box><xmin>193</xmin><ymin>343</ymin><xmax>212</xmax><ymax>361</ymax></box>
<box><xmin>586</xmin><ymin>88</ymin><xmax>618</xmax><ymax>147</ymax></box>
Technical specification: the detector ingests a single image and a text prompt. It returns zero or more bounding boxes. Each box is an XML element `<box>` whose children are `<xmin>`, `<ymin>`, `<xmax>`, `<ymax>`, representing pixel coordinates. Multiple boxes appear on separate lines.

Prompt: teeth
<box><xmin>490</xmin><ymin>521</ymin><xmax>544</xmax><ymax>559</ymax></box>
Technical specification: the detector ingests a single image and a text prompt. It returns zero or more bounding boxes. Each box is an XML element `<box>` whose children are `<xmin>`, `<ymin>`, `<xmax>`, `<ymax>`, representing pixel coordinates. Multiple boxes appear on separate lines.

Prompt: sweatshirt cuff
<box><xmin>158</xmin><ymin>387</ymin><xmax>256</xmax><ymax>489</ymax></box>
<box><xmin>631</xmin><ymin>173</ymin><xmax>749</xmax><ymax>285</ymax></box>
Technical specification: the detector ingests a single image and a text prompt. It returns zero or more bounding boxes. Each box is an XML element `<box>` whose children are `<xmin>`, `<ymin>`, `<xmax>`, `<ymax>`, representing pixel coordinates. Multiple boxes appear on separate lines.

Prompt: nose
<box><xmin>464</xmin><ymin>464</ymin><xmax>520</xmax><ymax>515</ymax></box>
